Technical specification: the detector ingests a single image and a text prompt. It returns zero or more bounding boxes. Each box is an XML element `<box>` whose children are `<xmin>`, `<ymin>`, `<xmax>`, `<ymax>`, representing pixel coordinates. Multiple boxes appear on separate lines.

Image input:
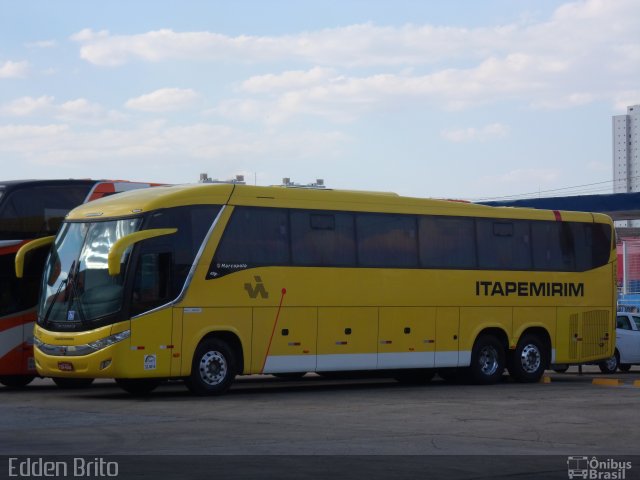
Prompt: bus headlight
<box><xmin>88</xmin><ymin>330</ymin><xmax>131</xmax><ymax>351</ymax></box>
<box><xmin>34</xmin><ymin>330</ymin><xmax>131</xmax><ymax>357</ymax></box>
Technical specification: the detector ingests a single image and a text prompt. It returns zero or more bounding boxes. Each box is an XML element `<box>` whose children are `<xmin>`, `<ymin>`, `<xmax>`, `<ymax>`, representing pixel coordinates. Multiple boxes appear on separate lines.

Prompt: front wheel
<box><xmin>509</xmin><ymin>334</ymin><xmax>548</xmax><ymax>383</ymax></box>
<box><xmin>598</xmin><ymin>352</ymin><xmax>619</xmax><ymax>374</ymax></box>
<box><xmin>0</xmin><ymin>375</ymin><xmax>35</xmax><ymax>388</ymax></box>
<box><xmin>185</xmin><ymin>338</ymin><xmax>237</xmax><ymax>396</ymax></box>
<box><xmin>469</xmin><ymin>335</ymin><xmax>505</xmax><ymax>385</ymax></box>
<box><xmin>52</xmin><ymin>377</ymin><xmax>95</xmax><ymax>389</ymax></box>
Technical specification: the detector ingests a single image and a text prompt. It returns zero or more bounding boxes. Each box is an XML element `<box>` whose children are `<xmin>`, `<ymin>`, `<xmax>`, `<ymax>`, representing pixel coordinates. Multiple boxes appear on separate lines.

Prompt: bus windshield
<box><xmin>39</xmin><ymin>218</ymin><xmax>142</xmax><ymax>328</ymax></box>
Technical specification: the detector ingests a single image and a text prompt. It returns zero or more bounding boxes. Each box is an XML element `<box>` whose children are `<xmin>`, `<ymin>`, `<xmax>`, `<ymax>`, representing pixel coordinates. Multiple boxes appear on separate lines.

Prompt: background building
<box><xmin>613</xmin><ymin>104</ymin><xmax>640</xmax><ymax>227</ymax></box>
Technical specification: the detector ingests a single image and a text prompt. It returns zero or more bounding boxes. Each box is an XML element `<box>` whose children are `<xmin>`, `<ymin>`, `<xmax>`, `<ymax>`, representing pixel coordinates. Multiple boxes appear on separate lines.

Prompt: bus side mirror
<box><xmin>15</xmin><ymin>236</ymin><xmax>55</xmax><ymax>279</ymax></box>
<box><xmin>108</xmin><ymin>228</ymin><xmax>177</xmax><ymax>276</ymax></box>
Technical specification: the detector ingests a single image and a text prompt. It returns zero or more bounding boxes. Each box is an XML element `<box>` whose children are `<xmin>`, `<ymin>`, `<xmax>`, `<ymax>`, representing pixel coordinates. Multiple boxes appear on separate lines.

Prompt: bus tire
<box><xmin>598</xmin><ymin>351</ymin><xmax>619</xmax><ymax>374</ymax></box>
<box><xmin>619</xmin><ymin>364</ymin><xmax>631</xmax><ymax>372</ymax></box>
<box><xmin>52</xmin><ymin>377</ymin><xmax>95</xmax><ymax>389</ymax></box>
<box><xmin>0</xmin><ymin>375</ymin><xmax>35</xmax><ymax>388</ymax></box>
<box><xmin>552</xmin><ymin>365</ymin><xmax>569</xmax><ymax>373</ymax></box>
<box><xmin>186</xmin><ymin>338</ymin><xmax>237</xmax><ymax>396</ymax></box>
<box><xmin>115</xmin><ymin>378</ymin><xmax>161</xmax><ymax>396</ymax></box>
<box><xmin>509</xmin><ymin>334</ymin><xmax>548</xmax><ymax>383</ymax></box>
<box><xmin>469</xmin><ymin>334</ymin><xmax>505</xmax><ymax>385</ymax></box>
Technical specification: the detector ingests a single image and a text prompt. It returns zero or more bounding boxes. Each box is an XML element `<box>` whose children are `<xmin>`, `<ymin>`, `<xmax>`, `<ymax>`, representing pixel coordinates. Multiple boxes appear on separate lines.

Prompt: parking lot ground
<box><xmin>1</xmin><ymin>366</ymin><xmax>639</xmax><ymax>459</ymax></box>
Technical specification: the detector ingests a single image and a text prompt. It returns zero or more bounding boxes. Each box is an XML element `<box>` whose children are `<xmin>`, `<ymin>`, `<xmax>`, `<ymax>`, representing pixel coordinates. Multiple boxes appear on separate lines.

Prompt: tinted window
<box><xmin>571</xmin><ymin>223</ymin><xmax>612</xmax><ymax>272</ymax></box>
<box><xmin>0</xmin><ymin>185</ymin><xmax>92</xmax><ymax>239</ymax></box>
<box><xmin>356</xmin><ymin>214</ymin><xmax>417</xmax><ymax>267</ymax></box>
<box><xmin>0</xmin><ymin>247</ymin><xmax>49</xmax><ymax>317</ymax></box>
<box><xmin>617</xmin><ymin>316</ymin><xmax>631</xmax><ymax>330</ymax></box>
<box><xmin>291</xmin><ymin>211</ymin><xmax>356</xmax><ymax>266</ymax></box>
<box><xmin>211</xmin><ymin>207</ymin><xmax>289</xmax><ymax>277</ymax></box>
<box><xmin>531</xmin><ymin>221</ymin><xmax>575</xmax><ymax>271</ymax></box>
<box><xmin>477</xmin><ymin>219</ymin><xmax>531</xmax><ymax>270</ymax></box>
<box><xmin>419</xmin><ymin>216</ymin><xmax>476</xmax><ymax>268</ymax></box>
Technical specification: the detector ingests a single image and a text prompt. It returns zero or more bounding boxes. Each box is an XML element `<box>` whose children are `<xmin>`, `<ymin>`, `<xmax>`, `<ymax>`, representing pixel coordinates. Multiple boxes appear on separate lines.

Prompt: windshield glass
<box><xmin>39</xmin><ymin>218</ymin><xmax>141</xmax><ymax>327</ymax></box>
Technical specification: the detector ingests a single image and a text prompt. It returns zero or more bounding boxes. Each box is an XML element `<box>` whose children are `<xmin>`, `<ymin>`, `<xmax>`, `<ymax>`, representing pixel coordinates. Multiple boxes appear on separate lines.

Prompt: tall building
<box><xmin>613</xmin><ymin>104</ymin><xmax>640</xmax><ymax>227</ymax></box>
<box><xmin>613</xmin><ymin>104</ymin><xmax>640</xmax><ymax>193</ymax></box>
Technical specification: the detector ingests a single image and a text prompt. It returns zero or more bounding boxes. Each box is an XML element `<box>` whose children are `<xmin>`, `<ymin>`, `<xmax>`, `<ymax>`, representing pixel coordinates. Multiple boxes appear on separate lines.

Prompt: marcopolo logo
<box><xmin>244</xmin><ymin>276</ymin><xmax>269</xmax><ymax>299</ymax></box>
<box><xmin>567</xmin><ymin>456</ymin><xmax>632</xmax><ymax>479</ymax></box>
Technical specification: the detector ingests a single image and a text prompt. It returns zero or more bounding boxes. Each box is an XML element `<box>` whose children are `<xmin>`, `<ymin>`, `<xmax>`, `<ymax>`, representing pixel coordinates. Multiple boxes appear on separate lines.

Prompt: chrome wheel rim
<box><xmin>199</xmin><ymin>351</ymin><xmax>227</xmax><ymax>386</ymax></box>
<box><xmin>520</xmin><ymin>344</ymin><xmax>541</xmax><ymax>373</ymax></box>
<box><xmin>478</xmin><ymin>345</ymin><xmax>499</xmax><ymax>376</ymax></box>
<box><xmin>605</xmin><ymin>355</ymin><xmax>617</xmax><ymax>371</ymax></box>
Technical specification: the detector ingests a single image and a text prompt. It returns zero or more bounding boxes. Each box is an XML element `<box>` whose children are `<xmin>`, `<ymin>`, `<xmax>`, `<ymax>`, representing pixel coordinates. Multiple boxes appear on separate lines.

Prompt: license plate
<box><xmin>58</xmin><ymin>361</ymin><xmax>74</xmax><ymax>372</ymax></box>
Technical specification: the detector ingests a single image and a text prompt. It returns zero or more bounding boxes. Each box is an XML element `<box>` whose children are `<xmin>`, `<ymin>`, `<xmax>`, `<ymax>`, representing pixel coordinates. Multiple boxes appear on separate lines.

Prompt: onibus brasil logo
<box><xmin>567</xmin><ymin>456</ymin><xmax>632</xmax><ymax>479</ymax></box>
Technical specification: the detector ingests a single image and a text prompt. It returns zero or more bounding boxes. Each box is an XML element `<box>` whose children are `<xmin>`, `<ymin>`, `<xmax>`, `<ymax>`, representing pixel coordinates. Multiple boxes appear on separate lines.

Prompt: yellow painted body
<box><xmin>33</xmin><ymin>184</ymin><xmax>617</xmax><ymax>380</ymax></box>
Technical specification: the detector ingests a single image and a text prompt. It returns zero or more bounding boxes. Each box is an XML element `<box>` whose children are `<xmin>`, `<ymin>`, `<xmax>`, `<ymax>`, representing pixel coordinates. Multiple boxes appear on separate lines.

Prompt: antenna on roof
<box><xmin>199</xmin><ymin>173</ymin><xmax>246</xmax><ymax>185</ymax></box>
<box><xmin>280</xmin><ymin>178</ymin><xmax>326</xmax><ymax>189</ymax></box>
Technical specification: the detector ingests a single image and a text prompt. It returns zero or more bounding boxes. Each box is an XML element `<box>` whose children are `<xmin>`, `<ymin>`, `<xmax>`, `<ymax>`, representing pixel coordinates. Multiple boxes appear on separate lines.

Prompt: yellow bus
<box><xmin>17</xmin><ymin>184</ymin><xmax>616</xmax><ymax>395</ymax></box>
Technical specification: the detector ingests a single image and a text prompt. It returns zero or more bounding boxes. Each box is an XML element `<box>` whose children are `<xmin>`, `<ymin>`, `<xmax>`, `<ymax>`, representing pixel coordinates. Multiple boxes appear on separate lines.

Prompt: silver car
<box><xmin>598</xmin><ymin>312</ymin><xmax>640</xmax><ymax>373</ymax></box>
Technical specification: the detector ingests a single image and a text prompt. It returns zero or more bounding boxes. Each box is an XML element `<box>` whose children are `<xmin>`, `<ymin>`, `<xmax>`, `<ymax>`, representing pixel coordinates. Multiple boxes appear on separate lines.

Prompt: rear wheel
<box><xmin>469</xmin><ymin>335</ymin><xmax>505</xmax><ymax>385</ymax></box>
<box><xmin>598</xmin><ymin>352</ymin><xmax>619</xmax><ymax>374</ymax></box>
<box><xmin>552</xmin><ymin>365</ymin><xmax>569</xmax><ymax>373</ymax></box>
<box><xmin>185</xmin><ymin>338</ymin><xmax>237</xmax><ymax>396</ymax></box>
<box><xmin>0</xmin><ymin>375</ymin><xmax>35</xmax><ymax>388</ymax></box>
<box><xmin>115</xmin><ymin>378</ymin><xmax>161</xmax><ymax>396</ymax></box>
<box><xmin>52</xmin><ymin>377</ymin><xmax>95</xmax><ymax>389</ymax></box>
<box><xmin>619</xmin><ymin>364</ymin><xmax>632</xmax><ymax>372</ymax></box>
<box><xmin>509</xmin><ymin>334</ymin><xmax>548</xmax><ymax>383</ymax></box>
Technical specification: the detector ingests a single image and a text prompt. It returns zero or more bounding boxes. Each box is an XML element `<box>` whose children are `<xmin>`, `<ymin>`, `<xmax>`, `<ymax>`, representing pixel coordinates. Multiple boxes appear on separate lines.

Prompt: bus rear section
<box><xmin>0</xmin><ymin>179</ymin><xmax>160</xmax><ymax>387</ymax></box>
<box><xmin>26</xmin><ymin>184</ymin><xmax>617</xmax><ymax>395</ymax></box>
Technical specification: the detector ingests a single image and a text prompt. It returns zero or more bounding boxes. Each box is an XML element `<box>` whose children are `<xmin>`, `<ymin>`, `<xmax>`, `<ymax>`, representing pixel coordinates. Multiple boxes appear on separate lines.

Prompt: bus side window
<box><xmin>130</xmin><ymin>252</ymin><xmax>172</xmax><ymax>316</ymax></box>
<box><xmin>531</xmin><ymin>221</ymin><xmax>575</xmax><ymax>271</ymax></box>
<box><xmin>291</xmin><ymin>211</ymin><xmax>356</xmax><ymax>267</ymax></box>
<box><xmin>477</xmin><ymin>219</ymin><xmax>531</xmax><ymax>270</ymax></box>
<box><xmin>419</xmin><ymin>216</ymin><xmax>476</xmax><ymax>269</ymax></box>
<box><xmin>356</xmin><ymin>213</ymin><xmax>418</xmax><ymax>268</ymax></box>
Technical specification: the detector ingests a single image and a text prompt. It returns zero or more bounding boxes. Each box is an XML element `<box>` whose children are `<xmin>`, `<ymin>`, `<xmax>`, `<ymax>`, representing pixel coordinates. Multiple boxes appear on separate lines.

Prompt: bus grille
<box><xmin>568</xmin><ymin>310</ymin><xmax>610</xmax><ymax>361</ymax></box>
<box><xmin>581</xmin><ymin>310</ymin><xmax>609</xmax><ymax>360</ymax></box>
<box><xmin>569</xmin><ymin>315</ymin><xmax>578</xmax><ymax>360</ymax></box>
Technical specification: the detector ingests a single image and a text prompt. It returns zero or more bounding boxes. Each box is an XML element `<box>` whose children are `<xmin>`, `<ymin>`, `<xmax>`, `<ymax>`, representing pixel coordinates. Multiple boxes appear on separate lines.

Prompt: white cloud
<box><xmin>125</xmin><ymin>88</ymin><xmax>199</xmax><ymax>112</ymax></box>
<box><xmin>441</xmin><ymin>123</ymin><xmax>509</xmax><ymax>143</ymax></box>
<box><xmin>71</xmin><ymin>1</ymin><xmax>640</xmax><ymax>69</ymax></box>
<box><xmin>0</xmin><ymin>60</ymin><xmax>29</xmax><ymax>78</ymax></box>
<box><xmin>1</xmin><ymin>96</ymin><xmax>54</xmax><ymax>116</ymax></box>
<box><xmin>241</xmin><ymin>67</ymin><xmax>336</xmax><ymax>93</ymax></box>
<box><xmin>25</xmin><ymin>40</ymin><xmax>57</xmax><ymax>49</ymax></box>
<box><xmin>0</xmin><ymin>121</ymin><xmax>347</xmax><ymax>179</ymax></box>
<box><xmin>0</xmin><ymin>96</ymin><xmax>125</xmax><ymax>123</ymax></box>
<box><xmin>0</xmin><ymin>124</ymin><xmax>69</xmax><ymax>140</ymax></box>
<box><xmin>69</xmin><ymin>0</ymin><xmax>639</xmax><ymax>121</ymax></box>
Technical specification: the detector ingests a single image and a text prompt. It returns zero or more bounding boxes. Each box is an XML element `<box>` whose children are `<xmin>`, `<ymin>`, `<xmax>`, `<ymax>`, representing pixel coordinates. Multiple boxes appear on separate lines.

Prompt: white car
<box><xmin>598</xmin><ymin>312</ymin><xmax>640</xmax><ymax>373</ymax></box>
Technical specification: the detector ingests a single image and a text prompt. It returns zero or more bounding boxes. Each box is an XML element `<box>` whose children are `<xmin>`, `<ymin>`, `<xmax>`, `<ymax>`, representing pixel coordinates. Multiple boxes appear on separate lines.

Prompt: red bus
<box><xmin>0</xmin><ymin>179</ymin><xmax>160</xmax><ymax>388</ymax></box>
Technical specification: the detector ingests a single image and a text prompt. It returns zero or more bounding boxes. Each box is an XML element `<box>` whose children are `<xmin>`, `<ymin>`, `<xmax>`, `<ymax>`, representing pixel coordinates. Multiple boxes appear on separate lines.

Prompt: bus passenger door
<box><xmin>317</xmin><ymin>307</ymin><xmax>378</xmax><ymax>371</ymax></box>
<box><xmin>129</xmin><ymin>308</ymin><xmax>173</xmax><ymax>377</ymax></box>
<box><xmin>128</xmin><ymin>251</ymin><xmax>175</xmax><ymax>377</ymax></box>
<box><xmin>378</xmin><ymin>307</ymin><xmax>436</xmax><ymax>369</ymax></box>
<box><xmin>435</xmin><ymin>307</ymin><xmax>460</xmax><ymax>367</ymax></box>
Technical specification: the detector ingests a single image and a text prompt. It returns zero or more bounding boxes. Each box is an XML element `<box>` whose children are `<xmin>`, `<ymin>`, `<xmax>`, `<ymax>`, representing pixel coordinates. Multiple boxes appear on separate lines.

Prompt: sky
<box><xmin>0</xmin><ymin>0</ymin><xmax>638</xmax><ymax>201</ymax></box>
